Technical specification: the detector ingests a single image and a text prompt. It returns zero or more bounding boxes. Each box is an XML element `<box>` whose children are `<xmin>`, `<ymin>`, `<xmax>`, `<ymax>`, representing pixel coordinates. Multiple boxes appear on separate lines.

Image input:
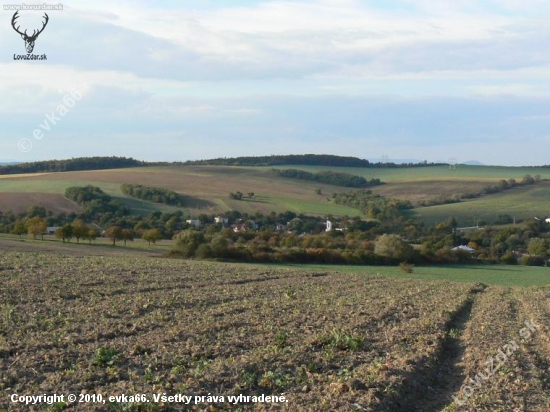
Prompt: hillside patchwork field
<box><xmin>0</xmin><ymin>167</ymin><xmax>360</xmax><ymax>217</ymax></box>
<box><xmin>0</xmin><ymin>246</ymin><xmax>549</xmax><ymax>411</ymax></box>
<box><xmin>1</xmin><ymin>164</ymin><xmax>550</xmax><ymax>226</ymax></box>
<box><xmin>271</xmin><ymin>165</ymin><xmax>550</xmax><ymax>225</ymax></box>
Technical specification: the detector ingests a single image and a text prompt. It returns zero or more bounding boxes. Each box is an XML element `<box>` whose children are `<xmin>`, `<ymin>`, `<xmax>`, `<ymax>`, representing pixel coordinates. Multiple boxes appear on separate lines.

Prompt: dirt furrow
<box><xmin>377</xmin><ymin>283</ymin><xmax>485</xmax><ymax>412</ymax></box>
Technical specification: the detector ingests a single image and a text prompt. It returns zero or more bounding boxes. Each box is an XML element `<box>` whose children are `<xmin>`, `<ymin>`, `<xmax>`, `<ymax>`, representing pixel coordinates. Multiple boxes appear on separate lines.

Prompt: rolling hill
<box><xmin>0</xmin><ymin>166</ymin><xmax>360</xmax><ymax>217</ymax></box>
<box><xmin>0</xmin><ymin>162</ymin><xmax>548</xmax><ymax>226</ymax></box>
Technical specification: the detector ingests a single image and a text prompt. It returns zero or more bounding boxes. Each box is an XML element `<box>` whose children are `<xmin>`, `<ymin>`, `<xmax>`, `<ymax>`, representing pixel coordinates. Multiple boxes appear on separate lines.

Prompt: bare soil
<box><xmin>0</xmin><ymin>247</ymin><xmax>548</xmax><ymax>411</ymax></box>
<box><xmin>0</xmin><ymin>193</ymin><xmax>81</xmax><ymax>214</ymax></box>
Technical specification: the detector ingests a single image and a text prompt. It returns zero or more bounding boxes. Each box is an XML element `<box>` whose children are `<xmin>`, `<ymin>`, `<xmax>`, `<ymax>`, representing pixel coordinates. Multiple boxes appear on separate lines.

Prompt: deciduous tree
<box><xmin>26</xmin><ymin>216</ymin><xmax>47</xmax><ymax>240</ymax></box>
<box><xmin>142</xmin><ymin>228</ymin><xmax>162</xmax><ymax>246</ymax></box>
<box><xmin>104</xmin><ymin>226</ymin><xmax>123</xmax><ymax>246</ymax></box>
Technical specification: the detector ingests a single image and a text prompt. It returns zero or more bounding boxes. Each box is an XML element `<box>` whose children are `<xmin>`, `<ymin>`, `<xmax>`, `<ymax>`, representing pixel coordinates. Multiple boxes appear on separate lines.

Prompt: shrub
<box><xmin>173</xmin><ymin>229</ymin><xmax>205</xmax><ymax>258</ymax></box>
<box><xmin>519</xmin><ymin>255</ymin><xmax>546</xmax><ymax>266</ymax></box>
<box><xmin>399</xmin><ymin>262</ymin><xmax>414</xmax><ymax>273</ymax></box>
<box><xmin>195</xmin><ymin>244</ymin><xmax>213</xmax><ymax>259</ymax></box>
<box><xmin>500</xmin><ymin>252</ymin><xmax>518</xmax><ymax>265</ymax></box>
<box><xmin>374</xmin><ymin>234</ymin><xmax>414</xmax><ymax>262</ymax></box>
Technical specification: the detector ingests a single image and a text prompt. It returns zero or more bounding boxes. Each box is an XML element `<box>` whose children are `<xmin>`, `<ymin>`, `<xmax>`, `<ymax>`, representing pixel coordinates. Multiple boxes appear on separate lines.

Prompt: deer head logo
<box><xmin>11</xmin><ymin>11</ymin><xmax>49</xmax><ymax>54</ymax></box>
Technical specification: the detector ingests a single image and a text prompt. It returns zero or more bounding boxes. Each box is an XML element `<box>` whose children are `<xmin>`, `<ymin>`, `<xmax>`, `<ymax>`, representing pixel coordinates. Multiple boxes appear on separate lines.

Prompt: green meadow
<box><xmin>266</xmin><ymin>262</ymin><xmax>550</xmax><ymax>287</ymax></box>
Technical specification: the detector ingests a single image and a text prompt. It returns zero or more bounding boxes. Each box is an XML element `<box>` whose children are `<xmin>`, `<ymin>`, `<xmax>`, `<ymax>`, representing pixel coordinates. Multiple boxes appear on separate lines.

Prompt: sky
<box><xmin>2</xmin><ymin>0</ymin><xmax>550</xmax><ymax>166</ymax></box>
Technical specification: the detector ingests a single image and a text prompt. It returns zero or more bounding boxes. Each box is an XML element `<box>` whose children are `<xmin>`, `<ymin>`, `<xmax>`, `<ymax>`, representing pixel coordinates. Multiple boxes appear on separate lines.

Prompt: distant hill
<box><xmin>2</xmin><ymin>162</ymin><xmax>550</xmax><ymax>223</ymax></box>
<box><xmin>463</xmin><ymin>160</ymin><xmax>484</xmax><ymax>166</ymax></box>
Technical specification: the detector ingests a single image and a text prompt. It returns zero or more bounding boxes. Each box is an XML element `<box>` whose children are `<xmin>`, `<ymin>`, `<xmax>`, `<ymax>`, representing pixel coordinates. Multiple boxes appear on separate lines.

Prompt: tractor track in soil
<box><xmin>377</xmin><ymin>283</ymin><xmax>486</xmax><ymax>412</ymax></box>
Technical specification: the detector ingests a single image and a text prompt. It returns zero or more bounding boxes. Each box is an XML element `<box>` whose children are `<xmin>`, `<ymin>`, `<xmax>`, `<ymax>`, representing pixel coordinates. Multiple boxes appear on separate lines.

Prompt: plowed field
<box><xmin>0</xmin><ymin>252</ymin><xmax>548</xmax><ymax>411</ymax></box>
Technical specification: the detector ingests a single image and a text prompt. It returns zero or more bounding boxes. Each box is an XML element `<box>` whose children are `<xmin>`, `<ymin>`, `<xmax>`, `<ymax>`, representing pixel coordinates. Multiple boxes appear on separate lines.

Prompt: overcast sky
<box><xmin>2</xmin><ymin>0</ymin><xmax>550</xmax><ymax>165</ymax></box>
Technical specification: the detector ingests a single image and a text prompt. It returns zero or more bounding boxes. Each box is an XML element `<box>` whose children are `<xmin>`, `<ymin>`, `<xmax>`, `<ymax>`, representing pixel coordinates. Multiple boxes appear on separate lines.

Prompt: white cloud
<box><xmin>3</xmin><ymin>1</ymin><xmax>550</xmax><ymax>165</ymax></box>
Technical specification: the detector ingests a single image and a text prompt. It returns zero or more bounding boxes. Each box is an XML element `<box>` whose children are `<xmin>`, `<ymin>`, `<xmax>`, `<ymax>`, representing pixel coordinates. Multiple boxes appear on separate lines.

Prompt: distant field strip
<box><xmin>268</xmin><ymin>165</ymin><xmax>550</xmax><ymax>182</ymax></box>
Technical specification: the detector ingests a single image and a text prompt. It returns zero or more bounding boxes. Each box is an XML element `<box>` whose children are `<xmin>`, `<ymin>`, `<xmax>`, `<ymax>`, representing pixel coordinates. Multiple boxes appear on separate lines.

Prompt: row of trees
<box><xmin>229</xmin><ymin>191</ymin><xmax>255</xmax><ymax>200</ymax></box>
<box><xmin>275</xmin><ymin>169</ymin><xmax>381</xmax><ymax>188</ymax></box>
<box><xmin>100</xmin><ymin>226</ymin><xmax>163</xmax><ymax>246</ymax></box>
<box><xmin>10</xmin><ymin>215</ymin><xmax>165</xmax><ymax>247</ymax></box>
<box><xmin>120</xmin><ymin>184</ymin><xmax>183</xmax><ymax>206</ymax></box>
<box><xmin>417</xmin><ymin>175</ymin><xmax>543</xmax><ymax>207</ymax></box>
<box><xmin>332</xmin><ymin>190</ymin><xmax>413</xmax><ymax>219</ymax></box>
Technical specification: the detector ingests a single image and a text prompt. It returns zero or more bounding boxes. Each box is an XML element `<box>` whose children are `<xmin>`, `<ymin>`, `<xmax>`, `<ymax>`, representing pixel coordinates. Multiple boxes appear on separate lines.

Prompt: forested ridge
<box><xmin>0</xmin><ymin>156</ymin><xmax>145</xmax><ymax>175</ymax></box>
<box><xmin>0</xmin><ymin>154</ymin><xmax>446</xmax><ymax>175</ymax></box>
<box><xmin>185</xmin><ymin>154</ymin><xmax>445</xmax><ymax>168</ymax></box>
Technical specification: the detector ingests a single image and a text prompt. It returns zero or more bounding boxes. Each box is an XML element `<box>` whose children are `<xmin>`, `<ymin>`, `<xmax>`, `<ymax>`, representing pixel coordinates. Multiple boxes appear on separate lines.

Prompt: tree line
<box><xmin>0</xmin><ymin>156</ymin><xmax>144</xmax><ymax>175</ymax></box>
<box><xmin>185</xmin><ymin>154</ymin><xmax>372</xmax><ymax>167</ymax></box>
<box><xmin>120</xmin><ymin>184</ymin><xmax>184</xmax><ymax>207</ymax></box>
<box><xmin>275</xmin><ymin>169</ymin><xmax>382</xmax><ymax>188</ymax></box>
<box><xmin>417</xmin><ymin>174</ymin><xmax>543</xmax><ymax>207</ymax></box>
<box><xmin>184</xmin><ymin>154</ymin><xmax>444</xmax><ymax>168</ymax></box>
<box><xmin>0</xmin><ymin>154</ymin><xmax>448</xmax><ymax>177</ymax></box>
<box><xmin>332</xmin><ymin>190</ymin><xmax>413</xmax><ymax>219</ymax></box>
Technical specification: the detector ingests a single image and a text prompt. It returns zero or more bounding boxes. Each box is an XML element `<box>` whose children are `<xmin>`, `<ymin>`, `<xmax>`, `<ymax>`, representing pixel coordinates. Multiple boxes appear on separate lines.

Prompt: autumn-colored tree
<box><xmin>374</xmin><ymin>234</ymin><xmax>414</xmax><ymax>262</ymax></box>
<box><xmin>121</xmin><ymin>228</ymin><xmax>135</xmax><ymax>246</ymax></box>
<box><xmin>11</xmin><ymin>220</ymin><xmax>26</xmax><ymax>238</ymax></box>
<box><xmin>26</xmin><ymin>216</ymin><xmax>47</xmax><ymax>240</ymax></box>
<box><xmin>104</xmin><ymin>226</ymin><xmax>123</xmax><ymax>246</ymax></box>
<box><xmin>85</xmin><ymin>228</ymin><xmax>99</xmax><ymax>244</ymax></box>
<box><xmin>173</xmin><ymin>229</ymin><xmax>205</xmax><ymax>257</ymax></box>
<box><xmin>71</xmin><ymin>219</ymin><xmax>89</xmax><ymax>244</ymax></box>
<box><xmin>528</xmin><ymin>238</ymin><xmax>547</xmax><ymax>257</ymax></box>
<box><xmin>142</xmin><ymin>228</ymin><xmax>162</xmax><ymax>246</ymax></box>
<box><xmin>55</xmin><ymin>224</ymin><xmax>73</xmax><ymax>243</ymax></box>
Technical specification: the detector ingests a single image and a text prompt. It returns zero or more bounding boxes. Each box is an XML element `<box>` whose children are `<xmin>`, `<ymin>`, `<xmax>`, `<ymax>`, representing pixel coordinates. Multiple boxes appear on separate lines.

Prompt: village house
<box><xmin>186</xmin><ymin>219</ymin><xmax>200</xmax><ymax>229</ymax></box>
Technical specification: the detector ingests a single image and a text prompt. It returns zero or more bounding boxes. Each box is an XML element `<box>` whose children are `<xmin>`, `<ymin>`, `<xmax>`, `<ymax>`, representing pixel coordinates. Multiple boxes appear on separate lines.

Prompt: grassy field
<box><xmin>1</xmin><ymin>244</ymin><xmax>549</xmax><ymax>411</ymax></box>
<box><xmin>271</xmin><ymin>262</ymin><xmax>550</xmax><ymax>287</ymax></box>
<box><xmin>411</xmin><ymin>181</ymin><xmax>550</xmax><ymax>226</ymax></box>
<box><xmin>269</xmin><ymin>164</ymin><xmax>550</xmax><ymax>182</ymax></box>
<box><xmin>0</xmin><ymin>233</ymin><xmax>174</xmax><ymax>253</ymax></box>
